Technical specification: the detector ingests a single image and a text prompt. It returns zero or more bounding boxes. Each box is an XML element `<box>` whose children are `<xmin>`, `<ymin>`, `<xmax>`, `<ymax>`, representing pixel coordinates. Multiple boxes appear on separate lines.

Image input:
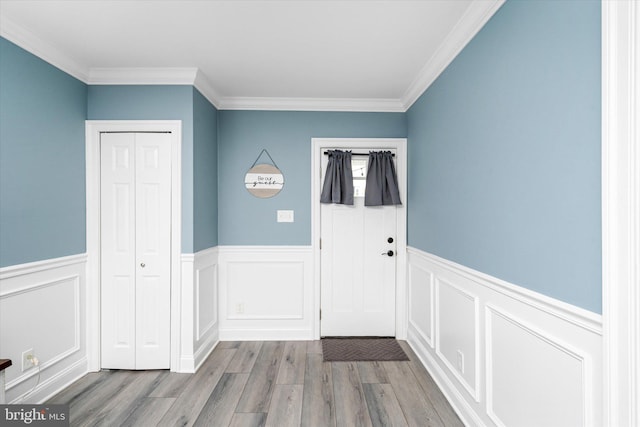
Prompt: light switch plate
<box><xmin>277</xmin><ymin>210</ymin><xmax>294</xmax><ymax>223</ymax></box>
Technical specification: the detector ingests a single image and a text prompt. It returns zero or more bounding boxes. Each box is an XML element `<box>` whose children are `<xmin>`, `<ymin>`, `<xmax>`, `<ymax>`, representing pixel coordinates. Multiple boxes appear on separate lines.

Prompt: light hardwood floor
<box><xmin>48</xmin><ymin>341</ymin><xmax>463</xmax><ymax>427</ymax></box>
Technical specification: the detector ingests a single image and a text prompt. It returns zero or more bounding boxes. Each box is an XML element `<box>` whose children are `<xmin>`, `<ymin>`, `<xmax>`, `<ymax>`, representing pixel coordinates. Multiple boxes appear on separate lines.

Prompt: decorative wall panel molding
<box><xmin>408</xmin><ymin>263</ymin><xmax>434</xmax><ymax>347</ymax></box>
<box><xmin>193</xmin><ymin>247</ymin><xmax>219</xmax><ymax>370</ymax></box>
<box><xmin>180</xmin><ymin>247</ymin><xmax>219</xmax><ymax>372</ymax></box>
<box><xmin>218</xmin><ymin>246</ymin><xmax>313</xmax><ymax>340</ymax></box>
<box><xmin>485</xmin><ymin>305</ymin><xmax>591</xmax><ymax>427</ymax></box>
<box><xmin>196</xmin><ymin>264</ymin><xmax>218</xmax><ymax>340</ymax></box>
<box><xmin>435</xmin><ymin>277</ymin><xmax>480</xmax><ymax>402</ymax></box>
<box><xmin>406</xmin><ymin>247</ymin><xmax>602</xmax><ymax>427</ymax></box>
<box><xmin>0</xmin><ymin>253</ymin><xmax>87</xmax><ymax>281</ymax></box>
<box><xmin>0</xmin><ymin>255</ymin><xmax>88</xmax><ymax>403</ymax></box>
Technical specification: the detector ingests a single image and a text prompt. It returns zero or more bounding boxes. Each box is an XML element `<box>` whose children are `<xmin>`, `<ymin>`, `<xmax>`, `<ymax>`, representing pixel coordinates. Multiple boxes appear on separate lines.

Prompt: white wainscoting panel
<box><xmin>197</xmin><ymin>264</ymin><xmax>217</xmax><ymax>340</ymax></box>
<box><xmin>180</xmin><ymin>247</ymin><xmax>219</xmax><ymax>373</ymax></box>
<box><xmin>486</xmin><ymin>305</ymin><xmax>589</xmax><ymax>427</ymax></box>
<box><xmin>0</xmin><ymin>254</ymin><xmax>88</xmax><ymax>403</ymax></box>
<box><xmin>218</xmin><ymin>246</ymin><xmax>313</xmax><ymax>340</ymax></box>
<box><xmin>436</xmin><ymin>277</ymin><xmax>480</xmax><ymax>402</ymax></box>
<box><xmin>193</xmin><ymin>247</ymin><xmax>219</xmax><ymax>369</ymax></box>
<box><xmin>227</xmin><ymin>261</ymin><xmax>304</xmax><ymax>320</ymax></box>
<box><xmin>408</xmin><ymin>263</ymin><xmax>434</xmax><ymax>347</ymax></box>
<box><xmin>407</xmin><ymin>248</ymin><xmax>602</xmax><ymax>427</ymax></box>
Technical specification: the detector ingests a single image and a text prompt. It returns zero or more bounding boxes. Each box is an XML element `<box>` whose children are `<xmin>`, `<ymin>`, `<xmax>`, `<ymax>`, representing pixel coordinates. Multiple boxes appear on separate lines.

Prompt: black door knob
<box><xmin>382</xmin><ymin>250</ymin><xmax>394</xmax><ymax>257</ymax></box>
<box><xmin>387</xmin><ymin>237</ymin><xmax>394</xmax><ymax>243</ymax></box>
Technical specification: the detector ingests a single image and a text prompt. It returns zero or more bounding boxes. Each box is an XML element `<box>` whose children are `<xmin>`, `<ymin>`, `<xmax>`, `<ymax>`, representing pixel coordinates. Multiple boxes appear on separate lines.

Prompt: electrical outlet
<box><xmin>22</xmin><ymin>349</ymin><xmax>35</xmax><ymax>372</ymax></box>
<box><xmin>456</xmin><ymin>350</ymin><xmax>465</xmax><ymax>374</ymax></box>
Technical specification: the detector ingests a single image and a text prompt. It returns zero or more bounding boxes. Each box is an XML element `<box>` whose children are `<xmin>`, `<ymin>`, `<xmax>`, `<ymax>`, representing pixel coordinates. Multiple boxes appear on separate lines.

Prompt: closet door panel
<box><xmin>101</xmin><ymin>133</ymin><xmax>136</xmax><ymax>369</ymax></box>
<box><xmin>134</xmin><ymin>133</ymin><xmax>171</xmax><ymax>369</ymax></box>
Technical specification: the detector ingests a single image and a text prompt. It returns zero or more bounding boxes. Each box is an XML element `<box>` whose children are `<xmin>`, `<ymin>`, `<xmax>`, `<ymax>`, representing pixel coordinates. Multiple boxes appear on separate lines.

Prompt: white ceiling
<box><xmin>0</xmin><ymin>0</ymin><xmax>503</xmax><ymax>111</ymax></box>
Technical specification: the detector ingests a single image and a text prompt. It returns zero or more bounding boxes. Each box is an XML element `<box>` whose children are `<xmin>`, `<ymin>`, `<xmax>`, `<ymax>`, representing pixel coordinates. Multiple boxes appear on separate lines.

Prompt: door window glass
<box><xmin>352</xmin><ymin>158</ymin><xmax>367</xmax><ymax>197</ymax></box>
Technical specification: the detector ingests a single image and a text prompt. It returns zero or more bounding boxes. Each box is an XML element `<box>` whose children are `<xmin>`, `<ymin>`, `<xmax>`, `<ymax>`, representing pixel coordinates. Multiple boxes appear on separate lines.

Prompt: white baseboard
<box><xmin>406</xmin><ymin>247</ymin><xmax>603</xmax><ymax>427</ymax></box>
<box><xmin>218</xmin><ymin>246</ymin><xmax>314</xmax><ymax>341</ymax></box>
<box><xmin>0</xmin><ymin>254</ymin><xmax>88</xmax><ymax>403</ymax></box>
<box><xmin>218</xmin><ymin>328</ymin><xmax>313</xmax><ymax>341</ymax></box>
<box><xmin>193</xmin><ymin>333</ymin><xmax>219</xmax><ymax>372</ymax></box>
<box><xmin>407</xmin><ymin>328</ymin><xmax>484</xmax><ymax>427</ymax></box>
<box><xmin>13</xmin><ymin>357</ymin><xmax>88</xmax><ymax>404</ymax></box>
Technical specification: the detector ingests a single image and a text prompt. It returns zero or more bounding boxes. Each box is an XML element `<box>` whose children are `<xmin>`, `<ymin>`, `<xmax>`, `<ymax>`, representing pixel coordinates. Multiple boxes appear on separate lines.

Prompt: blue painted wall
<box><xmin>0</xmin><ymin>37</ymin><xmax>87</xmax><ymax>267</ymax></box>
<box><xmin>1</xmin><ymin>1</ymin><xmax>603</xmax><ymax>315</ymax></box>
<box><xmin>87</xmin><ymin>85</ymin><xmax>196</xmax><ymax>252</ymax></box>
<box><xmin>407</xmin><ymin>0</ymin><xmax>601</xmax><ymax>312</ymax></box>
<box><xmin>218</xmin><ymin>111</ymin><xmax>406</xmax><ymax>245</ymax></box>
<box><xmin>193</xmin><ymin>88</ymin><xmax>218</xmax><ymax>251</ymax></box>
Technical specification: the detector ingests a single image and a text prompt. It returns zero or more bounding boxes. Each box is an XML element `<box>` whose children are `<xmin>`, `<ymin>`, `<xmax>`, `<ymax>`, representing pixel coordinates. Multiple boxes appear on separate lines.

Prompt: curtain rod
<box><xmin>323</xmin><ymin>151</ymin><xmax>395</xmax><ymax>157</ymax></box>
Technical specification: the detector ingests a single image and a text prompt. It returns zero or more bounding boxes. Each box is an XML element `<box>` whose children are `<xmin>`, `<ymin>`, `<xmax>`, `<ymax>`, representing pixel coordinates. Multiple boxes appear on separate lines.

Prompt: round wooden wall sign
<box><xmin>244</xmin><ymin>163</ymin><xmax>284</xmax><ymax>198</ymax></box>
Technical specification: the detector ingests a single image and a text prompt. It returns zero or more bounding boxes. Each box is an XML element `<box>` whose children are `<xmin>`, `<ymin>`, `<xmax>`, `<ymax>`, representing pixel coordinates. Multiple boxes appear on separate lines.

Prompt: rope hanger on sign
<box><xmin>250</xmin><ymin>148</ymin><xmax>281</xmax><ymax>170</ymax></box>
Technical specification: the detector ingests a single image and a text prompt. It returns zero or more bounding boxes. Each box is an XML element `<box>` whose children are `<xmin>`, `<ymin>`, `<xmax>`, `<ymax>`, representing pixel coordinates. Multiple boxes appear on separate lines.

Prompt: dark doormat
<box><xmin>322</xmin><ymin>337</ymin><xmax>409</xmax><ymax>362</ymax></box>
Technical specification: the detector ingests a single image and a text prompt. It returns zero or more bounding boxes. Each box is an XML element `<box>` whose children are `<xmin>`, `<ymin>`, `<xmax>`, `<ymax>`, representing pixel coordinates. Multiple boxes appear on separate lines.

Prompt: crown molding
<box><xmin>85</xmin><ymin>68</ymin><xmax>404</xmax><ymax>112</ymax></box>
<box><xmin>86</xmin><ymin>67</ymin><xmax>225</xmax><ymax>110</ymax></box>
<box><xmin>87</xmin><ymin>67</ymin><xmax>198</xmax><ymax>86</ymax></box>
<box><xmin>1</xmin><ymin>0</ymin><xmax>504</xmax><ymax>113</ymax></box>
<box><xmin>193</xmin><ymin>70</ymin><xmax>223</xmax><ymax>109</ymax></box>
<box><xmin>0</xmin><ymin>14</ymin><xmax>89</xmax><ymax>82</ymax></box>
<box><xmin>401</xmin><ymin>0</ymin><xmax>505</xmax><ymax>110</ymax></box>
<box><xmin>217</xmin><ymin>96</ymin><xmax>406</xmax><ymax>112</ymax></box>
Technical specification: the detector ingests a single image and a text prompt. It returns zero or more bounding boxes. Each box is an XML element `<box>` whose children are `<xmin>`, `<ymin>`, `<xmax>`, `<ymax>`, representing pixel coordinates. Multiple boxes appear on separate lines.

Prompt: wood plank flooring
<box><xmin>48</xmin><ymin>341</ymin><xmax>463</xmax><ymax>427</ymax></box>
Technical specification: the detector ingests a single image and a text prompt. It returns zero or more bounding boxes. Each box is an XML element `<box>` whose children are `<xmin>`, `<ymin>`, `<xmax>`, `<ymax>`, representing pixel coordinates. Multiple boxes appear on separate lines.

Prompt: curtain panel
<box><xmin>365</xmin><ymin>151</ymin><xmax>401</xmax><ymax>206</ymax></box>
<box><xmin>320</xmin><ymin>150</ymin><xmax>354</xmax><ymax>205</ymax></box>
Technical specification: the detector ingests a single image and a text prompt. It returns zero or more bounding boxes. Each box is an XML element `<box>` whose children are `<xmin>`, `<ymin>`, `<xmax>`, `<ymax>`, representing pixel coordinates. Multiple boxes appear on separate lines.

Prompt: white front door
<box><xmin>320</xmin><ymin>150</ymin><xmax>398</xmax><ymax>336</ymax></box>
<box><xmin>100</xmin><ymin>132</ymin><xmax>171</xmax><ymax>370</ymax></box>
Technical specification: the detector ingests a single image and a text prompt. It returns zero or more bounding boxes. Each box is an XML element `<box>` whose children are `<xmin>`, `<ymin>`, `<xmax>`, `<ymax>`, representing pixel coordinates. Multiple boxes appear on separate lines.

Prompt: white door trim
<box><xmin>85</xmin><ymin>120</ymin><xmax>182</xmax><ymax>372</ymax></box>
<box><xmin>311</xmin><ymin>138</ymin><xmax>408</xmax><ymax>340</ymax></box>
<box><xmin>602</xmin><ymin>1</ymin><xmax>640</xmax><ymax>425</ymax></box>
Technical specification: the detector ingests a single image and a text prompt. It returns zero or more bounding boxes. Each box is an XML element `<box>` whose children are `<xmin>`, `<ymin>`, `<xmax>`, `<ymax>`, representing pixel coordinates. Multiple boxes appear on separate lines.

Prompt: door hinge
<box><xmin>319</xmin><ymin>309</ymin><xmax>322</xmax><ymax>320</ymax></box>
<box><xmin>319</xmin><ymin>238</ymin><xmax>322</xmax><ymax>250</ymax></box>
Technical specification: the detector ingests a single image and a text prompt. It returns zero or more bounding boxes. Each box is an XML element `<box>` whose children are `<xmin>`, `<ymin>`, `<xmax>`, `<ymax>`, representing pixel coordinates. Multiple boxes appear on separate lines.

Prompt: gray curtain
<box><xmin>320</xmin><ymin>150</ymin><xmax>354</xmax><ymax>205</ymax></box>
<box><xmin>365</xmin><ymin>151</ymin><xmax>401</xmax><ymax>206</ymax></box>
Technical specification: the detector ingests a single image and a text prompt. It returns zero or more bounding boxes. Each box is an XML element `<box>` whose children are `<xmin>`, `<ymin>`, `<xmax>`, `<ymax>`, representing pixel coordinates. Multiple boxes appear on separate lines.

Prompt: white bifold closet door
<box><xmin>100</xmin><ymin>132</ymin><xmax>171</xmax><ymax>370</ymax></box>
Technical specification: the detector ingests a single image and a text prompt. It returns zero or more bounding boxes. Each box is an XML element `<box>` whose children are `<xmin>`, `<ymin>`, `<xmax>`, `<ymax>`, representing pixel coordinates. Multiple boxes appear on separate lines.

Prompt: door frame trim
<box><xmin>602</xmin><ymin>1</ymin><xmax>640</xmax><ymax>424</ymax></box>
<box><xmin>85</xmin><ymin>120</ymin><xmax>182</xmax><ymax>372</ymax></box>
<box><xmin>311</xmin><ymin>138</ymin><xmax>408</xmax><ymax>339</ymax></box>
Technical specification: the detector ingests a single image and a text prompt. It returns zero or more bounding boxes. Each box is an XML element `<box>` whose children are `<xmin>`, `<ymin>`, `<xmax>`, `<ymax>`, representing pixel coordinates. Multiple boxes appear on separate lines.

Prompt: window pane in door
<box><xmin>352</xmin><ymin>158</ymin><xmax>367</xmax><ymax>198</ymax></box>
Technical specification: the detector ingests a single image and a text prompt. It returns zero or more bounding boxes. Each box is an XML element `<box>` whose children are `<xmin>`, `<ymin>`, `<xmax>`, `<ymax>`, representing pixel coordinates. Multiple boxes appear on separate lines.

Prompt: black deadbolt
<box><xmin>387</xmin><ymin>237</ymin><xmax>394</xmax><ymax>243</ymax></box>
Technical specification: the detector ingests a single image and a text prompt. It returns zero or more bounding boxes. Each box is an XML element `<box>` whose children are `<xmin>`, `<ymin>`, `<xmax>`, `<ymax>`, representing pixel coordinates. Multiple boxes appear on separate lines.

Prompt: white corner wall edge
<box><xmin>406</xmin><ymin>247</ymin><xmax>603</xmax><ymax>427</ymax></box>
<box><xmin>0</xmin><ymin>254</ymin><xmax>88</xmax><ymax>404</ymax></box>
<box><xmin>217</xmin><ymin>246</ymin><xmax>314</xmax><ymax>341</ymax></box>
<box><xmin>602</xmin><ymin>1</ymin><xmax>640</xmax><ymax>426</ymax></box>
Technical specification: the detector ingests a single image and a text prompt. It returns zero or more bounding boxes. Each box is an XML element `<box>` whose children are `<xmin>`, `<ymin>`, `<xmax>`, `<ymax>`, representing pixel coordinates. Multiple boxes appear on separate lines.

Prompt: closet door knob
<box><xmin>140</xmin><ymin>262</ymin><xmax>146</xmax><ymax>268</ymax></box>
